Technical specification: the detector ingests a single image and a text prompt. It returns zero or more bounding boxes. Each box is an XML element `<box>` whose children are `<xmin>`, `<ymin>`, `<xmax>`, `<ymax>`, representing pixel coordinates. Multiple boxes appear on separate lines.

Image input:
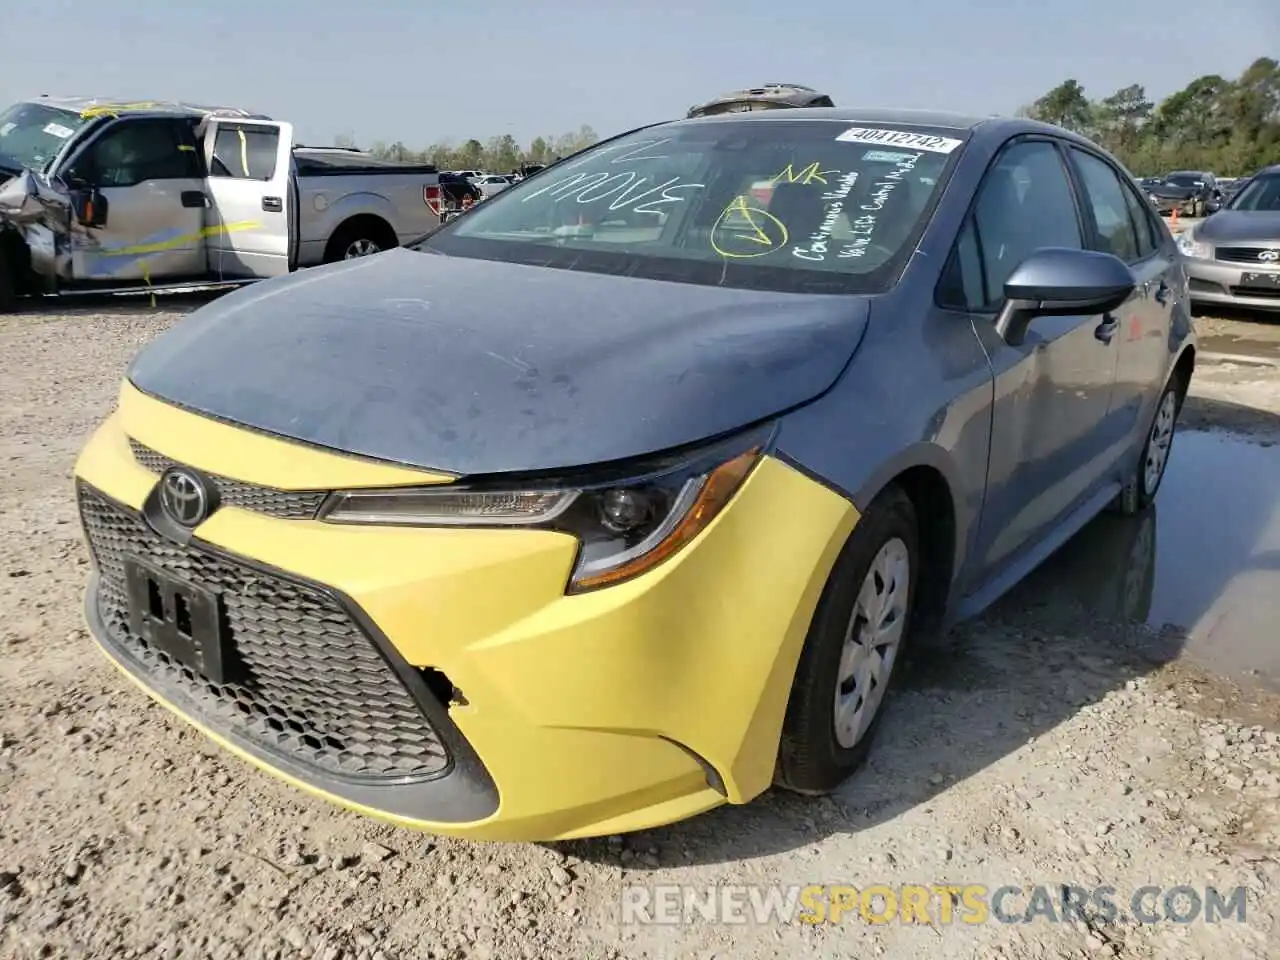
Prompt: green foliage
<box><xmin>1020</xmin><ymin>57</ymin><xmax>1279</xmax><ymax>176</ymax></box>
<box><xmin>358</xmin><ymin>125</ymin><xmax>600</xmax><ymax>173</ymax></box>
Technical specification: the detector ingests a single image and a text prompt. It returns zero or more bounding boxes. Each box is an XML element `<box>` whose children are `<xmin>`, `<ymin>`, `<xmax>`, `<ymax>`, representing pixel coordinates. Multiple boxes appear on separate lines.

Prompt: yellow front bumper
<box><xmin>74</xmin><ymin>383</ymin><xmax>858</xmax><ymax>841</ymax></box>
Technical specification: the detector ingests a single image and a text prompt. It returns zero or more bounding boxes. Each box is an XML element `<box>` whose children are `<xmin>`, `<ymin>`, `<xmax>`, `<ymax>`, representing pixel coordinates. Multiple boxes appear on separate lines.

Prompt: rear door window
<box><xmin>1069</xmin><ymin>148</ymin><xmax>1141</xmax><ymax>264</ymax></box>
<box><xmin>210</xmin><ymin>123</ymin><xmax>280</xmax><ymax>180</ymax></box>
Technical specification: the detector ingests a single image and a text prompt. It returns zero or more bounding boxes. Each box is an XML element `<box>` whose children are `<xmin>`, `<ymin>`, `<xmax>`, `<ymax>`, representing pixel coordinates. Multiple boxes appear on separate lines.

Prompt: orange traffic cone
<box><xmin>1171</xmin><ymin>207</ymin><xmax>1179</xmax><ymax>228</ymax></box>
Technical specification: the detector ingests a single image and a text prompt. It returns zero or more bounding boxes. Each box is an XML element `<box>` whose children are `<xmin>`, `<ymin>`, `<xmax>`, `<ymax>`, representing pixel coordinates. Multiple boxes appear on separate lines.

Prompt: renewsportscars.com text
<box><xmin>620</xmin><ymin>883</ymin><xmax>1248</xmax><ymax>926</ymax></box>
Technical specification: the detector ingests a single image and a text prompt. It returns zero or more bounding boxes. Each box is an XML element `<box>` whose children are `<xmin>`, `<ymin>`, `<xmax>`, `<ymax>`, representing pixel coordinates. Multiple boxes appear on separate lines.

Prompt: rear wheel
<box><xmin>1114</xmin><ymin>375</ymin><xmax>1184</xmax><ymax>516</ymax></box>
<box><xmin>323</xmin><ymin>219</ymin><xmax>397</xmax><ymax>264</ymax></box>
<box><xmin>775</xmin><ymin>485</ymin><xmax>918</xmax><ymax>794</ymax></box>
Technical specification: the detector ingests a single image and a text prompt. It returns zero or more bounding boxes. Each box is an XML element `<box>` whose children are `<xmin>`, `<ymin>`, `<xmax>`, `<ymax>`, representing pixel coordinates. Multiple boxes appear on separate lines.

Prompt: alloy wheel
<box><xmin>1143</xmin><ymin>390</ymin><xmax>1177</xmax><ymax>497</ymax></box>
<box><xmin>344</xmin><ymin>239</ymin><xmax>381</xmax><ymax>259</ymax></box>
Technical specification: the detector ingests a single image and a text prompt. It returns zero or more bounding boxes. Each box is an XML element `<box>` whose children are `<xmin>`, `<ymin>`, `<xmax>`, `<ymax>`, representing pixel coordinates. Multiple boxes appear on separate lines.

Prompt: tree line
<box><xmin>332</xmin><ymin>56</ymin><xmax>1278</xmax><ymax>178</ymax></box>
<box><xmin>332</xmin><ymin>125</ymin><xmax>602</xmax><ymax>173</ymax></box>
<box><xmin>1020</xmin><ymin>56</ymin><xmax>1279</xmax><ymax>177</ymax></box>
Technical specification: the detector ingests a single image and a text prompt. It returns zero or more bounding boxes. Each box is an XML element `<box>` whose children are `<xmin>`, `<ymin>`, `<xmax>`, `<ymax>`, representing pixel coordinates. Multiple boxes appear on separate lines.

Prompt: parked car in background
<box><xmin>1178</xmin><ymin>163</ymin><xmax>1280</xmax><ymax>313</ymax></box>
<box><xmin>472</xmin><ymin>174</ymin><xmax>514</xmax><ymax>199</ymax></box>
<box><xmin>436</xmin><ymin>172</ymin><xmax>482</xmax><ymax>219</ymax></box>
<box><xmin>0</xmin><ymin>96</ymin><xmax>442</xmax><ymax>312</ymax></box>
<box><xmin>686</xmin><ymin>83</ymin><xmax>835</xmax><ymax>118</ymax></box>
<box><xmin>73</xmin><ymin>107</ymin><xmax>1193</xmax><ymax>841</ymax></box>
<box><xmin>1146</xmin><ymin>170</ymin><xmax>1221</xmax><ymax>218</ymax></box>
<box><xmin>1218</xmin><ymin>177</ymin><xmax>1245</xmax><ymax>204</ymax></box>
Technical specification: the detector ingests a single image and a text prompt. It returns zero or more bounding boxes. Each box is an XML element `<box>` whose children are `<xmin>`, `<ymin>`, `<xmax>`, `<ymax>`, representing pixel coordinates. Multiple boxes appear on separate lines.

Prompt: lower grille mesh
<box><xmin>78</xmin><ymin>483</ymin><xmax>450</xmax><ymax>782</ymax></box>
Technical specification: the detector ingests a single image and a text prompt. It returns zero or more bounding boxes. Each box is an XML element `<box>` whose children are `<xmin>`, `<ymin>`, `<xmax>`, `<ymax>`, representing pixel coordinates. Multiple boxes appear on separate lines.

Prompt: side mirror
<box><xmin>71</xmin><ymin>187</ymin><xmax>109</xmax><ymax>228</ymax></box>
<box><xmin>995</xmin><ymin>248</ymin><xmax>1135</xmax><ymax>347</ymax></box>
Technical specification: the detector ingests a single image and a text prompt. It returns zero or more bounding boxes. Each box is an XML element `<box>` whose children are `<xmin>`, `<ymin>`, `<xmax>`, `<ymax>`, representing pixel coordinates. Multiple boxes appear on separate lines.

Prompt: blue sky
<box><xmin>3</xmin><ymin>0</ymin><xmax>1275</xmax><ymax>151</ymax></box>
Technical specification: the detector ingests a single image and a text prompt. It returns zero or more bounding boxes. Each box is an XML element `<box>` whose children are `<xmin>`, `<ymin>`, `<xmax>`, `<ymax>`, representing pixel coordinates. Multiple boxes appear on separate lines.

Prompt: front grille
<box><xmin>1189</xmin><ymin>278</ymin><xmax>1227</xmax><ymax>295</ymax></box>
<box><xmin>1230</xmin><ymin>285</ymin><xmax>1280</xmax><ymax>300</ymax></box>
<box><xmin>128</xmin><ymin>439</ymin><xmax>328</xmax><ymax>520</ymax></box>
<box><xmin>1215</xmin><ymin>246</ymin><xmax>1280</xmax><ymax>265</ymax></box>
<box><xmin>79</xmin><ymin>483</ymin><xmax>450</xmax><ymax>782</ymax></box>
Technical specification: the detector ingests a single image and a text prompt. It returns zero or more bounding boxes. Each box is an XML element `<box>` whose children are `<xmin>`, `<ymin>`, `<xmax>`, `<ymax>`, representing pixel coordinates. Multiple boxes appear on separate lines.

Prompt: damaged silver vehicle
<box><xmin>0</xmin><ymin>97</ymin><xmax>447</xmax><ymax>313</ymax></box>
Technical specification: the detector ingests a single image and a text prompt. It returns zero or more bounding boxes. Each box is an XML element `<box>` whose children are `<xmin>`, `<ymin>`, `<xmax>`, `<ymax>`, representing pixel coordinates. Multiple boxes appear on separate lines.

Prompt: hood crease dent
<box><xmin>127</xmin><ymin>249</ymin><xmax>870</xmax><ymax>476</ymax></box>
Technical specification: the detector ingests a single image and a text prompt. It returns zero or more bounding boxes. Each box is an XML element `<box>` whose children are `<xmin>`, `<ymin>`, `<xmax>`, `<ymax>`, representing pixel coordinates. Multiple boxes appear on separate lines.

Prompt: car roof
<box><xmin>657</xmin><ymin>106</ymin><xmax>1095</xmax><ymax>147</ymax></box>
<box><xmin>25</xmin><ymin>96</ymin><xmax>269</xmax><ymax>121</ymax></box>
<box><xmin>672</xmin><ymin>105</ymin><xmax>988</xmax><ymax>130</ymax></box>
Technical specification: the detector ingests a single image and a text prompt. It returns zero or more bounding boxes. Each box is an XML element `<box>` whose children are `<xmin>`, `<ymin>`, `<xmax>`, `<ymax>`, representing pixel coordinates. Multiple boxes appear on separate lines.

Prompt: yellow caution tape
<box><xmin>79</xmin><ymin>101</ymin><xmax>169</xmax><ymax>119</ymax></box>
<box><xmin>98</xmin><ymin>220</ymin><xmax>262</xmax><ymax>257</ymax></box>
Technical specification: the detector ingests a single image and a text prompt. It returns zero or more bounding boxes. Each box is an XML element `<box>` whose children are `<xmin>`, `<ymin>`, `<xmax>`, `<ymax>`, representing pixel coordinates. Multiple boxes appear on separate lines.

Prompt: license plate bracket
<box><xmin>123</xmin><ymin>557</ymin><xmax>231</xmax><ymax>684</ymax></box>
<box><xmin>1240</xmin><ymin>272</ymin><xmax>1280</xmax><ymax>290</ymax></box>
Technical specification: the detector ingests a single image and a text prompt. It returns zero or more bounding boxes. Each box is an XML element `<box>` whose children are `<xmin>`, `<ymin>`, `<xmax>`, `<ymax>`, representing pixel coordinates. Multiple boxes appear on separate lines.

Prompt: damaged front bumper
<box><xmin>0</xmin><ymin>168</ymin><xmax>76</xmax><ymax>291</ymax></box>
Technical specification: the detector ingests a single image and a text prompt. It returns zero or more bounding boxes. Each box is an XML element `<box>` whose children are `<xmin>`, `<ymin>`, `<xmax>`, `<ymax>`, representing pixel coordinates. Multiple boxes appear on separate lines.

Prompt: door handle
<box><xmin>1154</xmin><ymin>280</ymin><xmax>1170</xmax><ymax>305</ymax></box>
<box><xmin>1095</xmin><ymin>314</ymin><xmax>1119</xmax><ymax>344</ymax></box>
<box><xmin>262</xmin><ymin>196</ymin><xmax>283</xmax><ymax>212</ymax></box>
<box><xmin>180</xmin><ymin>190</ymin><xmax>207</xmax><ymax>208</ymax></box>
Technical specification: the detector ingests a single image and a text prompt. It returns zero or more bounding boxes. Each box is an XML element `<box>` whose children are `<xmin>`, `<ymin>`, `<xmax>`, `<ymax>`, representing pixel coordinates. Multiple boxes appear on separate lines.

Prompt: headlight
<box><xmin>317</xmin><ymin>426</ymin><xmax>772</xmax><ymax>592</ymax></box>
<box><xmin>1177</xmin><ymin>233</ymin><xmax>1210</xmax><ymax>259</ymax></box>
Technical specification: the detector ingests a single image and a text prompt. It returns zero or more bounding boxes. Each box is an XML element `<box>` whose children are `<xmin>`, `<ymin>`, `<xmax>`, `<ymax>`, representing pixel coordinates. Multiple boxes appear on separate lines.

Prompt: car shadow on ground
<box><xmin>559</xmin><ymin>397</ymin><xmax>1280</xmax><ymax>868</ymax></box>
<box><xmin>7</xmin><ymin>289</ymin><xmax>229</xmax><ymax>319</ymax></box>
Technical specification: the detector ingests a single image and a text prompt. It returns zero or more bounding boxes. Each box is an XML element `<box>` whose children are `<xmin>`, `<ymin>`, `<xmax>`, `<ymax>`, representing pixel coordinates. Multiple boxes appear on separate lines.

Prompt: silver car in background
<box><xmin>1179</xmin><ymin>164</ymin><xmax>1280</xmax><ymax>314</ymax></box>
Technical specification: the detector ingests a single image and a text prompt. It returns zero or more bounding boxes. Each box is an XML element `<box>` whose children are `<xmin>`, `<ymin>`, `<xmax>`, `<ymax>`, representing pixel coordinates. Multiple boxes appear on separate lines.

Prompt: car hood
<box><xmin>1195</xmin><ymin>210</ymin><xmax>1280</xmax><ymax>244</ymax></box>
<box><xmin>127</xmin><ymin>249</ymin><xmax>870</xmax><ymax>476</ymax></box>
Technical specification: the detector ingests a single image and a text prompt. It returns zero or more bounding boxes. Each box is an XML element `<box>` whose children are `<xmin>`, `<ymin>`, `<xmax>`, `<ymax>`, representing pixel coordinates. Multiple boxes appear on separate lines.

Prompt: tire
<box><xmin>323</xmin><ymin>220</ymin><xmax>395</xmax><ymax>264</ymax></box>
<box><xmin>0</xmin><ymin>253</ymin><xmax>14</xmax><ymax>314</ymax></box>
<box><xmin>1113</xmin><ymin>374</ymin><xmax>1184</xmax><ymax>516</ymax></box>
<box><xmin>775</xmin><ymin>484</ymin><xmax>919</xmax><ymax>795</ymax></box>
<box><xmin>1192</xmin><ymin>199</ymin><xmax>1205</xmax><ymax>218</ymax></box>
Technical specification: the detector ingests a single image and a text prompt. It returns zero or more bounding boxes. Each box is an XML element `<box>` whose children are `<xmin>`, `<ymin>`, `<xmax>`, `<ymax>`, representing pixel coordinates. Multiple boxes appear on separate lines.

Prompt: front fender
<box><xmin>772</xmin><ymin>295</ymin><xmax>998</xmax><ymax>625</ymax></box>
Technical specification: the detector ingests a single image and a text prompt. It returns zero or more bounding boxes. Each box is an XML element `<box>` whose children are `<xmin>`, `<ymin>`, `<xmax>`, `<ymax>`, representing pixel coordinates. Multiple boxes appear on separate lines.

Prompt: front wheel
<box><xmin>0</xmin><ymin>256</ymin><xmax>14</xmax><ymax>314</ymax></box>
<box><xmin>775</xmin><ymin>485</ymin><xmax>918</xmax><ymax>795</ymax></box>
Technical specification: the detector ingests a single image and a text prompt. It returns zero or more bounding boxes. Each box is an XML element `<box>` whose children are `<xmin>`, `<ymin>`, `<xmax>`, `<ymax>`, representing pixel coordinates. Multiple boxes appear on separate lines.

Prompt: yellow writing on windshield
<box><xmin>711</xmin><ymin>195</ymin><xmax>789</xmax><ymax>259</ymax></box>
<box><xmin>770</xmin><ymin>162</ymin><xmax>839</xmax><ymax>186</ymax></box>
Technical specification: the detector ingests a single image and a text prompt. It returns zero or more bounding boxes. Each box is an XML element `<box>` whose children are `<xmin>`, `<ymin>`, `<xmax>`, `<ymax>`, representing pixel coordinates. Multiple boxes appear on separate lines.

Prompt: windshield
<box><xmin>1227</xmin><ymin>174</ymin><xmax>1280</xmax><ymax>212</ymax></box>
<box><xmin>1165</xmin><ymin>173</ymin><xmax>1204</xmax><ymax>187</ymax></box>
<box><xmin>416</xmin><ymin>119</ymin><xmax>965</xmax><ymax>294</ymax></box>
<box><xmin>0</xmin><ymin>102</ymin><xmax>87</xmax><ymax>173</ymax></box>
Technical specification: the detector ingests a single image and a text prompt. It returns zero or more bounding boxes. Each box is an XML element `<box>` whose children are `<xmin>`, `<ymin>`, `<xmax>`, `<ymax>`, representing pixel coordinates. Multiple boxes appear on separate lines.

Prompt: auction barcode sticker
<box><xmin>836</xmin><ymin>127</ymin><xmax>964</xmax><ymax>154</ymax></box>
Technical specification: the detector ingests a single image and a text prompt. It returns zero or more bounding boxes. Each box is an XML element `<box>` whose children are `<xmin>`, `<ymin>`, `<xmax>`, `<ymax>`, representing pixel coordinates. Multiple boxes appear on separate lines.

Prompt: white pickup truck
<box><xmin>0</xmin><ymin>97</ymin><xmax>451</xmax><ymax>312</ymax></box>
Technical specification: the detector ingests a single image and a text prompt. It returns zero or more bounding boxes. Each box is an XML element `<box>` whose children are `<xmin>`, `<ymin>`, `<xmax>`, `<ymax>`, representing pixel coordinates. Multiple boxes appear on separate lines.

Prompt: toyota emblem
<box><xmin>159</xmin><ymin>468</ymin><xmax>211</xmax><ymax>527</ymax></box>
<box><xmin>1259</xmin><ymin>250</ymin><xmax>1280</xmax><ymax>263</ymax></box>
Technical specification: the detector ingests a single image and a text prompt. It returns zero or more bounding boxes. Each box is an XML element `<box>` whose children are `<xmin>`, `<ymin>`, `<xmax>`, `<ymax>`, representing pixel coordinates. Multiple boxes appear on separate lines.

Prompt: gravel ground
<box><xmin>3</xmin><ymin>300</ymin><xmax>1280</xmax><ymax>960</ymax></box>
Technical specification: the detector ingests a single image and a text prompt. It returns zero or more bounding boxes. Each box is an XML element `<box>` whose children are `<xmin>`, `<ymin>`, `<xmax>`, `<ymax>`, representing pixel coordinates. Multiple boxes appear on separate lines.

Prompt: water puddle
<box><xmin>1200</xmin><ymin>333</ymin><xmax>1280</xmax><ymax>363</ymax></box>
<box><xmin>997</xmin><ymin>430</ymin><xmax>1280</xmax><ymax>686</ymax></box>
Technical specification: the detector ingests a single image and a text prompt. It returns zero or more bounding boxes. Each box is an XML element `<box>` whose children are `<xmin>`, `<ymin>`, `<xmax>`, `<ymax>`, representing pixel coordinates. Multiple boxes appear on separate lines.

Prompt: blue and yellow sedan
<box><xmin>75</xmin><ymin>108</ymin><xmax>1195</xmax><ymax>841</ymax></box>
